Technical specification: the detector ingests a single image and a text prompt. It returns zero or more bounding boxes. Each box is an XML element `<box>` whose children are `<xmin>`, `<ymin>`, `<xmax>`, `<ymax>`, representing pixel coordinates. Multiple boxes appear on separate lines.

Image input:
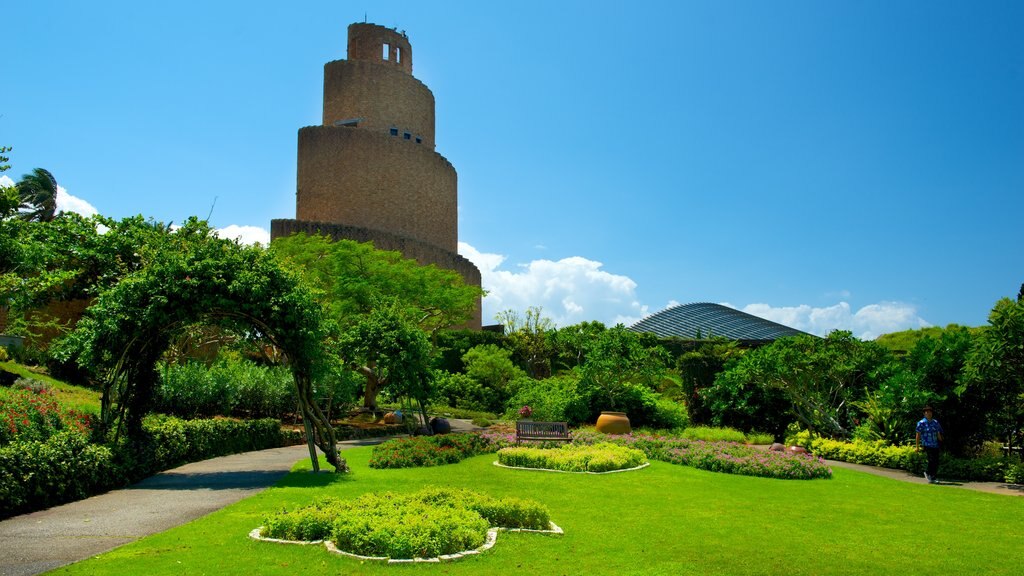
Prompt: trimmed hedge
<box><xmin>261</xmin><ymin>487</ymin><xmax>551</xmax><ymax>559</ymax></box>
<box><xmin>497</xmin><ymin>442</ymin><xmax>647</xmax><ymax>473</ymax></box>
<box><xmin>1</xmin><ymin>416</ymin><xmax>292</xmax><ymax>520</ymax></box>
<box><xmin>0</xmin><ymin>431</ymin><xmax>118</xmax><ymax>517</ymax></box>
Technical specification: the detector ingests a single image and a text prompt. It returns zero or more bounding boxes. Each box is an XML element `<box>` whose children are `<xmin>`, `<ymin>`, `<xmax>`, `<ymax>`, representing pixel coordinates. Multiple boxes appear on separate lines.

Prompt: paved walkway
<box><xmin>0</xmin><ymin>438</ymin><xmax>385</xmax><ymax>576</ymax></box>
<box><xmin>0</xmin><ymin>424</ymin><xmax>1018</xmax><ymax>576</ymax></box>
<box><xmin>824</xmin><ymin>458</ymin><xmax>1024</xmax><ymax>496</ymax></box>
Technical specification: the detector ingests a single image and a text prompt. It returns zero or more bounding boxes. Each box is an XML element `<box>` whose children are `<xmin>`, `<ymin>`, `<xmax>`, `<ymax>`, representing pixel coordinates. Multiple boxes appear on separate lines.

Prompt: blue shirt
<box><xmin>917</xmin><ymin>418</ymin><xmax>943</xmax><ymax>448</ymax></box>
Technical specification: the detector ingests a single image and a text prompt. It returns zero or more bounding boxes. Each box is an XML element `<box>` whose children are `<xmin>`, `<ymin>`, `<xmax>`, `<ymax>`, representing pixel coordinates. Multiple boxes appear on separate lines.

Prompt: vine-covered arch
<box><xmin>59</xmin><ymin>219</ymin><xmax>345</xmax><ymax>472</ymax></box>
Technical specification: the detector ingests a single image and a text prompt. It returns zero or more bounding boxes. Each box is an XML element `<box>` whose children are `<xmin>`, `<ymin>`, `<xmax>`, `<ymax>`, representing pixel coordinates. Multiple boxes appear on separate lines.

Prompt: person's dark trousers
<box><xmin>924</xmin><ymin>446</ymin><xmax>940</xmax><ymax>479</ymax></box>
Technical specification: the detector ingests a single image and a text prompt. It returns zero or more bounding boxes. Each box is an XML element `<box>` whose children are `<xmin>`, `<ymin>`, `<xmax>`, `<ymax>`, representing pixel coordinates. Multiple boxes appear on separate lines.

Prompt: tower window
<box><xmin>403</xmin><ymin>132</ymin><xmax>411</xmax><ymax>140</ymax></box>
<box><xmin>415</xmin><ymin>136</ymin><xmax>422</xmax><ymax>144</ymax></box>
<box><xmin>382</xmin><ymin>42</ymin><xmax>390</xmax><ymax>60</ymax></box>
<box><xmin>389</xmin><ymin>127</ymin><xmax>398</xmax><ymax>136</ymax></box>
<box><xmin>396</xmin><ymin>47</ymin><xmax>402</xmax><ymax>63</ymax></box>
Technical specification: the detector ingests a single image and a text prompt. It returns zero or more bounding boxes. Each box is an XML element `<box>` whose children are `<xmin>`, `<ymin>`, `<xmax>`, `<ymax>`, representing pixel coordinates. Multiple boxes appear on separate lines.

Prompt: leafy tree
<box><xmin>713</xmin><ymin>332</ymin><xmax>891</xmax><ymax>439</ymax></box>
<box><xmin>676</xmin><ymin>337</ymin><xmax>743</xmax><ymax>425</ymax></box>
<box><xmin>16</xmin><ymin>168</ymin><xmax>58</xmax><ymax>222</ymax></box>
<box><xmin>0</xmin><ymin>213</ymin><xmax>169</xmax><ymax>348</ymax></box>
<box><xmin>459</xmin><ymin>344</ymin><xmax>526</xmax><ymax>412</ymax></box>
<box><xmin>54</xmin><ymin>219</ymin><xmax>348</xmax><ymax>472</ymax></box>
<box><xmin>337</xmin><ymin>301</ymin><xmax>433</xmax><ymax>412</ymax></box>
<box><xmin>272</xmin><ymin>233</ymin><xmax>481</xmax><ymax>333</ymax></box>
<box><xmin>903</xmin><ymin>325</ymin><xmax>983</xmax><ymax>454</ymax></box>
<box><xmin>577</xmin><ymin>325</ymin><xmax>671</xmax><ymax>421</ymax></box>
<box><xmin>0</xmin><ymin>146</ymin><xmax>17</xmax><ymax>219</ymax></box>
<box><xmin>273</xmin><ymin>233</ymin><xmax>481</xmax><ymax>410</ymax></box>
<box><xmin>960</xmin><ymin>294</ymin><xmax>1024</xmax><ymax>455</ymax></box>
<box><xmin>431</xmin><ymin>328</ymin><xmax>505</xmax><ymax>373</ymax></box>
<box><xmin>550</xmin><ymin>320</ymin><xmax>607</xmax><ymax>372</ymax></box>
<box><xmin>701</xmin><ymin>361</ymin><xmax>792</xmax><ymax>439</ymax></box>
<box><xmin>496</xmin><ymin>306</ymin><xmax>555</xmax><ymax>378</ymax></box>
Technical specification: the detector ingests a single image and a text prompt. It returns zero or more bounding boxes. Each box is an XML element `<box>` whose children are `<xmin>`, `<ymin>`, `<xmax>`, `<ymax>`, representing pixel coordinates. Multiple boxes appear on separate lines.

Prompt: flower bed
<box><xmin>368</xmin><ymin>433</ymin><xmax>495</xmax><ymax>469</ymax></box>
<box><xmin>1</xmin><ymin>387</ymin><xmax>93</xmax><ymax>444</ymax></box>
<box><xmin>497</xmin><ymin>442</ymin><xmax>648</xmax><ymax>473</ymax></box>
<box><xmin>570</xmin><ymin>429</ymin><xmax>832</xmax><ymax>480</ymax></box>
<box><xmin>258</xmin><ymin>487</ymin><xmax>555</xmax><ymax>560</ymax></box>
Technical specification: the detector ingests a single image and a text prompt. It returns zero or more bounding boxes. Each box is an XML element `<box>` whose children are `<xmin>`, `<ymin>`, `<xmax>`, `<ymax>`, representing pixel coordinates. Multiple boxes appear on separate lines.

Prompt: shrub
<box><xmin>262</xmin><ymin>497</ymin><xmax>341</xmax><ymax>541</ymax></box>
<box><xmin>261</xmin><ymin>488</ymin><xmax>550</xmax><ymax>559</ymax></box>
<box><xmin>0</xmin><ymin>431</ymin><xmax>118</xmax><ymax>518</ymax></box>
<box><xmin>155</xmin><ymin>359</ymin><xmax>309</xmax><ymax>420</ymax></box>
<box><xmin>807</xmin><ymin>436</ymin><xmax>1021</xmax><ymax>482</ymax></box>
<box><xmin>12</xmin><ymin>377</ymin><xmax>49</xmax><ymax>394</ymax></box>
<box><xmin>497</xmin><ymin>442</ymin><xmax>647</xmax><ymax>473</ymax></box>
<box><xmin>681</xmin><ymin>426</ymin><xmax>746</xmax><ymax>443</ymax></box>
<box><xmin>0</xmin><ymin>346</ymin><xmax>8</xmax><ymax>362</ymax></box>
<box><xmin>504</xmin><ymin>374</ymin><xmax>590</xmax><ymax>424</ymax></box>
<box><xmin>368</xmin><ymin>433</ymin><xmax>495</xmax><ymax>469</ymax></box>
<box><xmin>650</xmin><ymin>397</ymin><xmax>689</xmax><ymax>429</ymax></box>
<box><xmin>131</xmin><ymin>415</ymin><xmax>285</xmax><ymax>472</ymax></box>
<box><xmin>745</xmin><ymin>431</ymin><xmax>775</xmax><ymax>445</ymax></box>
<box><xmin>809</xmin><ymin>437</ymin><xmax>920</xmax><ymax>471</ymax></box>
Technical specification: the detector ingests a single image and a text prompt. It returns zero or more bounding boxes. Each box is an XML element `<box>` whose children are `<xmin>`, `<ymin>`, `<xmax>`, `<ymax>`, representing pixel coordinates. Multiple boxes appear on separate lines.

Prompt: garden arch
<box><xmin>62</xmin><ymin>220</ymin><xmax>345</xmax><ymax>472</ymax></box>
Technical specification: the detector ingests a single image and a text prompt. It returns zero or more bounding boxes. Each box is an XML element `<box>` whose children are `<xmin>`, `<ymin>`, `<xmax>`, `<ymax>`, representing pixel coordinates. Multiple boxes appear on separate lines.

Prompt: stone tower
<box><xmin>272</xmin><ymin>23</ymin><xmax>482</xmax><ymax>329</ymax></box>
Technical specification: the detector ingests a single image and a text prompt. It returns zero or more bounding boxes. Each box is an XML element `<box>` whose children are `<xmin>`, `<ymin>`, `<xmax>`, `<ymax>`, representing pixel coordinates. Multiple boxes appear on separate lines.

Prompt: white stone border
<box><xmin>493</xmin><ymin>461</ymin><xmax>650</xmax><ymax>474</ymax></box>
<box><xmin>250</xmin><ymin>522</ymin><xmax>562</xmax><ymax>564</ymax></box>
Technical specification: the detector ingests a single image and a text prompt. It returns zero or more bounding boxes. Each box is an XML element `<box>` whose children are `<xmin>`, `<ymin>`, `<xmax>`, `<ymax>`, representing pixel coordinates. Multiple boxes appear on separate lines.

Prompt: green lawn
<box><xmin>0</xmin><ymin>361</ymin><xmax>101</xmax><ymax>414</ymax></box>
<box><xmin>50</xmin><ymin>446</ymin><xmax>1023</xmax><ymax>575</ymax></box>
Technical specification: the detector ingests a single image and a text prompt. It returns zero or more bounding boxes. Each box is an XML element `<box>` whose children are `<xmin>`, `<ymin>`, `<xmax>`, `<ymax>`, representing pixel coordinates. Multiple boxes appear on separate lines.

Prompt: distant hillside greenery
<box><xmin>875</xmin><ymin>324</ymin><xmax>982</xmax><ymax>355</ymax></box>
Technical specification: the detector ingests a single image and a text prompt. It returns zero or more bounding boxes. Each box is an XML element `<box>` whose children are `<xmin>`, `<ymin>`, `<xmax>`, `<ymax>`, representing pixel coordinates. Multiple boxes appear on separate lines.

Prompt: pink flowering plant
<box><xmin>368</xmin><ymin>432</ymin><xmax>496</xmax><ymax>469</ymax></box>
<box><xmin>518</xmin><ymin>405</ymin><xmax>533</xmax><ymax>419</ymax></box>
<box><xmin>569</xmin><ymin>428</ymin><xmax>831</xmax><ymax>480</ymax></box>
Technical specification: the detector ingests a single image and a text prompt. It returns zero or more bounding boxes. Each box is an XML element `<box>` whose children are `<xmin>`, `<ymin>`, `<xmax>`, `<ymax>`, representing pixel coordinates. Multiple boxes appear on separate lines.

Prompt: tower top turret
<box><xmin>347</xmin><ymin>23</ymin><xmax>413</xmax><ymax>75</ymax></box>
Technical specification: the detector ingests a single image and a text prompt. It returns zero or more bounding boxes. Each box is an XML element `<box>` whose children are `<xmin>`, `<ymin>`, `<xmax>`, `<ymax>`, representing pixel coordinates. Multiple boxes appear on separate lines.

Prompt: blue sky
<box><xmin>4</xmin><ymin>1</ymin><xmax>1022</xmax><ymax>338</ymax></box>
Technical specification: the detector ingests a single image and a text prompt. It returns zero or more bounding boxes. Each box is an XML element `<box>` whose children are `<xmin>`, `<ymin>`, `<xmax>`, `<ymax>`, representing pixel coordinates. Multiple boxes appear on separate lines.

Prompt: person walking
<box><xmin>916</xmin><ymin>405</ymin><xmax>944</xmax><ymax>483</ymax></box>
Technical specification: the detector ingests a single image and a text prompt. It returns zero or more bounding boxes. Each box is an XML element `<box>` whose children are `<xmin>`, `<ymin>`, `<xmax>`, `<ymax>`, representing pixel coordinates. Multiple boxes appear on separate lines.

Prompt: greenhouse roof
<box><xmin>628</xmin><ymin>302</ymin><xmax>810</xmax><ymax>341</ymax></box>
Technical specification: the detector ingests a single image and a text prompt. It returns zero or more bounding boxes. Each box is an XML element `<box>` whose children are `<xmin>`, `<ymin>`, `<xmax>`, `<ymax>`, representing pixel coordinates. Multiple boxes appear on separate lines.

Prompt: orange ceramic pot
<box><xmin>596</xmin><ymin>411</ymin><xmax>631</xmax><ymax>435</ymax></box>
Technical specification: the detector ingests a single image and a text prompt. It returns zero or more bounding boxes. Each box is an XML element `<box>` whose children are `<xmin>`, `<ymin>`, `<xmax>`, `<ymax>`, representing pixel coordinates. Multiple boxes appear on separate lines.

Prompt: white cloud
<box><xmin>459</xmin><ymin>242</ymin><xmax>648</xmax><ymax>327</ymax></box>
<box><xmin>1</xmin><ymin>177</ymin><xmax>100</xmax><ymax>218</ymax></box>
<box><xmin>215</xmin><ymin>224</ymin><xmax>270</xmax><ymax>246</ymax></box>
<box><xmin>56</xmin><ymin>185</ymin><xmax>99</xmax><ymax>217</ymax></box>
<box><xmin>735</xmin><ymin>301</ymin><xmax>930</xmax><ymax>340</ymax></box>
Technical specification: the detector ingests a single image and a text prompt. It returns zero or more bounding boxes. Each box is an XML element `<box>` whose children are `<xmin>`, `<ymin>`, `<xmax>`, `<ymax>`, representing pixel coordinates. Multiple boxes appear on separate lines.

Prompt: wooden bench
<box><xmin>515</xmin><ymin>421</ymin><xmax>571</xmax><ymax>444</ymax></box>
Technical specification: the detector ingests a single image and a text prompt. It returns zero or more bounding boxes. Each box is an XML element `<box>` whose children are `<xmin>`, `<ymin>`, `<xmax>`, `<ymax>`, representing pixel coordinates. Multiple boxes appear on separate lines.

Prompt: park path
<box><xmin>823</xmin><ymin>458</ymin><xmax>1023</xmax><ymax>496</ymax></box>
<box><xmin>0</xmin><ymin>422</ymin><xmax>1018</xmax><ymax>576</ymax></box>
<box><xmin>0</xmin><ymin>438</ymin><xmax>386</xmax><ymax>576</ymax></box>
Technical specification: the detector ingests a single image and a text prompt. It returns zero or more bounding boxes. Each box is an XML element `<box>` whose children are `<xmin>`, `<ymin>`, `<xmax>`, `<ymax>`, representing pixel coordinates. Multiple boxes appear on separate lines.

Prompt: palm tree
<box><xmin>17</xmin><ymin>168</ymin><xmax>58</xmax><ymax>222</ymax></box>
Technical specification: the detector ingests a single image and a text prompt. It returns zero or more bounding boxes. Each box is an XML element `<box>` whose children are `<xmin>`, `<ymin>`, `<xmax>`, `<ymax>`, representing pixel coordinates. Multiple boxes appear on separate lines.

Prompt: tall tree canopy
<box><xmin>55</xmin><ymin>219</ymin><xmax>346</xmax><ymax>472</ymax></box>
<box><xmin>272</xmin><ymin>233</ymin><xmax>482</xmax><ymax>409</ymax></box>
<box><xmin>960</xmin><ymin>293</ymin><xmax>1024</xmax><ymax>453</ymax></box>
<box><xmin>16</xmin><ymin>167</ymin><xmax>58</xmax><ymax>222</ymax></box>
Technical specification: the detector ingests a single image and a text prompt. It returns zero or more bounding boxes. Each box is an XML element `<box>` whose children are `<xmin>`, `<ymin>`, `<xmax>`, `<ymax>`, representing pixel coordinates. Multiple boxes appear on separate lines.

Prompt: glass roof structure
<box><xmin>629</xmin><ymin>302</ymin><xmax>810</xmax><ymax>341</ymax></box>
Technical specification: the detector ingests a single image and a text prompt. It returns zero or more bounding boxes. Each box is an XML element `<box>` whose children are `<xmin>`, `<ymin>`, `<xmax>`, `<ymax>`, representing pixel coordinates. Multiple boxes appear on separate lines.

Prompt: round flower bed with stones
<box><xmin>253</xmin><ymin>487</ymin><xmax>561</xmax><ymax>563</ymax></box>
<box><xmin>496</xmin><ymin>442</ymin><xmax>649</xmax><ymax>473</ymax></box>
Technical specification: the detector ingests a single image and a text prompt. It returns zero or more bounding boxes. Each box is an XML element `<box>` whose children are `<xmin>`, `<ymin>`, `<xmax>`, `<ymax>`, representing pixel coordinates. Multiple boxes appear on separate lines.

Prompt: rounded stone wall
<box><xmin>296</xmin><ymin>126</ymin><xmax>457</xmax><ymax>252</ymax></box>
<box><xmin>322</xmin><ymin>59</ymin><xmax>435</xmax><ymax>148</ymax></box>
